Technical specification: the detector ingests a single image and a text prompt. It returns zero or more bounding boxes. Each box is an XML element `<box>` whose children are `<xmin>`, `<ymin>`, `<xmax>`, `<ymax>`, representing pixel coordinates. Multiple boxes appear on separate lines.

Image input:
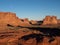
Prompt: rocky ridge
<box><xmin>0</xmin><ymin>12</ymin><xmax>31</xmax><ymax>26</ymax></box>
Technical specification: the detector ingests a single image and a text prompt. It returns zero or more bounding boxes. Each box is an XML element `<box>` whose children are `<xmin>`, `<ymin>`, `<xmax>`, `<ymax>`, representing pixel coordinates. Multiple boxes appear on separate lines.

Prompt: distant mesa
<box><xmin>42</xmin><ymin>16</ymin><xmax>60</xmax><ymax>25</ymax></box>
<box><xmin>0</xmin><ymin>12</ymin><xmax>60</xmax><ymax>26</ymax></box>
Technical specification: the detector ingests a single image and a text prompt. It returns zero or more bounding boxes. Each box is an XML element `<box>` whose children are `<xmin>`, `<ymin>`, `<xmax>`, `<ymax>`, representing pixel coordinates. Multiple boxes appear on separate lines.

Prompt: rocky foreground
<box><xmin>0</xmin><ymin>12</ymin><xmax>60</xmax><ymax>45</ymax></box>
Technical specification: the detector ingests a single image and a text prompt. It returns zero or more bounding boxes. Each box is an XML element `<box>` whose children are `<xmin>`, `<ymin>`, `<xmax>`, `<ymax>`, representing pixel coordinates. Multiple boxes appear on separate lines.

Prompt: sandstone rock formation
<box><xmin>30</xmin><ymin>20</ymin><xmax>37</xmax><ymax>25</ymax></box>
<box><xmin>0</xmin><ymin>12</ymin><xmax>31</xmax><ymax>26</ymax></box>
<box><xmin>51</xmin><ymin>16</ymin><xmax>57</xmax><ymax>24</ymax></box>
<box><xmin>42</xmin><ymin>16</ymin><xmax>58</xmax><ymax>25</ymax></box>
<box><xmin>0</xmin><ymin>12</ymin><xmax>60</xmax><ymax>45</ymax></box>
<box><xmin>22</xmin><ymin>18</ymin><xmax>31</xmax><ymax>26</ymax></box>
<box><xmin>57</xmin><ymin>19</ymin><xmax>60</xmax><ymax>24</ymax></box>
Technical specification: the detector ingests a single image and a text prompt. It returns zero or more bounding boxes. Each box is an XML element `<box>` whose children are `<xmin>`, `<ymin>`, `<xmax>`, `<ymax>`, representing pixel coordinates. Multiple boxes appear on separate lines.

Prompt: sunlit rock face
<box><xmin>30</xmin><ymin>20</ymin><xmax>38</xmax><ymax>25</ymax></box>
<box><xmin>51</xmin><ymin>16</ymin><xmax>57</xmax><ymax>24</ymax></box>
<box><xmin>57</xmin><ymin>19</ymin><xmax>60</xmax><ymax>24</ymax></box>
<box><xmin>43</xmin><ymin>16</ymin><xmax>51</xmax><ymax>25</ymax></box>
<box><xmin>21</xmin><ymin>18</ymin><xmax>31</xmax><ymax>26</ymax></box>
<box><xmin>0</xmin><ymin>12</ymin><xmax>31</xmax><ymax>26</ymax></box>
<box><xmin>42</xmin><ymin>16</ymin><xmax>58</xmax><ymax>25</ymax></box>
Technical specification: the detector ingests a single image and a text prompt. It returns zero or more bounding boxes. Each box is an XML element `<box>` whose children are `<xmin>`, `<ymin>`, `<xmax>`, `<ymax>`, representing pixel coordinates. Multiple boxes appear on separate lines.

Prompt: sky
<box><xmin>0</xmin><ymin>0</ymin><xmax>60</xmax><ymax>20</ymax></box>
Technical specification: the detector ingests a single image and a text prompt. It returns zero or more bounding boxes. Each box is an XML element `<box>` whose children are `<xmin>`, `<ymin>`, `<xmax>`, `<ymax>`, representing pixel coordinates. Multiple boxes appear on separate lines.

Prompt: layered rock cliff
<box><xmin>42</xmin><ymin>16</ymin><xmax>58</xmax><ymax>25</ymax></box>
<box><xmin>0</xmin><ymin>12</ymin><xmax>30</xmax><ymax>26</ymax></box>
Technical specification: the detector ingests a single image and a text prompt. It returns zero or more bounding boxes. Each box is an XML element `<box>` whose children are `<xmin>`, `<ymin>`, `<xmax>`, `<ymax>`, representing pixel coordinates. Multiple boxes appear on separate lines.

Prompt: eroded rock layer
<box><xmin>0</xmin><ymin>12</ymin><xmax>31</xmax><ymax>26</ymax></box>
<box><xmin>43</xmin><ymin>16</ymin><xmax>58</xmax><ymax>25</ymax></box>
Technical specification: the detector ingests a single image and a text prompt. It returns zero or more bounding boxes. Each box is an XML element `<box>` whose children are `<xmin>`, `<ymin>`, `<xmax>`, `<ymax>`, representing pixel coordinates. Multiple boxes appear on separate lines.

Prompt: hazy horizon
<box><xmin>0</xmin><ymin>0</ymin><xmax>60</xmax><ymax>20</ymax></box>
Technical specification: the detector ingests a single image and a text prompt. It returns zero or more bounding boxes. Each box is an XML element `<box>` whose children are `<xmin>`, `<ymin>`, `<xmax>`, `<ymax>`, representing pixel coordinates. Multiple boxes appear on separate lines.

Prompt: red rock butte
<box><xmin>0</xmin><ymin>12</ymin><xmax>31</xmax><ymax>26</ymax></box>
<box><xmin>42</xmin><ymin>16</ymin><xmax>59</xmax><ymax>25</ymax></box>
